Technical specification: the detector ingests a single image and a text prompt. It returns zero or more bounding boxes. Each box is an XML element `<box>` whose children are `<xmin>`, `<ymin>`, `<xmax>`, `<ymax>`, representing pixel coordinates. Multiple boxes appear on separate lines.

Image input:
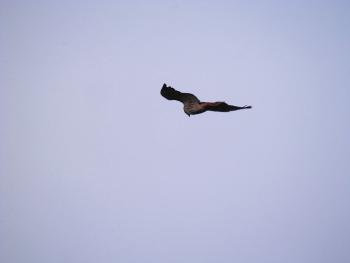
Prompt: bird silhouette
<box><xmin>160</xmin><ymin>83</ymin><xmax>252</xmax><ymax>117</ymax></box>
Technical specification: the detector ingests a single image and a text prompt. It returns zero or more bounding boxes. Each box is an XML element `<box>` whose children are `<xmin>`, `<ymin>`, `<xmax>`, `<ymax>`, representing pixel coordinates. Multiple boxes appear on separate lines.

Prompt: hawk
<box><xmin>160</xmin><ymin>83</ymin><xmax>252</xmax><ymax>117</ymax></box>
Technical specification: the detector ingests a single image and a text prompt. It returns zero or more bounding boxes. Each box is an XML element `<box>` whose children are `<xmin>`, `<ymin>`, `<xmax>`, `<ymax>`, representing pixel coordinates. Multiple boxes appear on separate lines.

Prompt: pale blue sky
<box><xmin>1</xmin><ymin>1</ymin><xmax>350</xmax><ymax>262</ymax></box>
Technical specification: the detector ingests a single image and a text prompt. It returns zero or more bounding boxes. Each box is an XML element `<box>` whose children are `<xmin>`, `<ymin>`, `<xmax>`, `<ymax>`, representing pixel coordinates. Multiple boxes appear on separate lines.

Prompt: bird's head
<box><xmin>184</xmin><ymin>110</ymin><xmax>190</xmax><ymax>117</ymax></box>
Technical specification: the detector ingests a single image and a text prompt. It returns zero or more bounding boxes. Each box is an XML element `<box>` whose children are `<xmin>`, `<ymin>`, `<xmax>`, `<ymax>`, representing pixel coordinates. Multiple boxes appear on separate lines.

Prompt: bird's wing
<box><xmin>204</xmin><ymin>102</ymin><xmax>252</xmax><ymax>112</ymax></box>
<box><xmin>161</xmin><ymin>84</ymin><xmax>200</xmax><ymax>104</ymax></box>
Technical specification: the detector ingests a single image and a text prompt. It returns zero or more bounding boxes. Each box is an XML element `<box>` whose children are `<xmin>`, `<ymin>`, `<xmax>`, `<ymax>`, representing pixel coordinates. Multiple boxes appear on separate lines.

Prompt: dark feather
<box><xmin>160</xmin><ymin>84</ymin><xmax>200</xmax><ymax>104</ymax></box>
<box><xmin>206</xmin><ymin>102</ymin><xmax>252</xmax><ymax>112</ymax></box>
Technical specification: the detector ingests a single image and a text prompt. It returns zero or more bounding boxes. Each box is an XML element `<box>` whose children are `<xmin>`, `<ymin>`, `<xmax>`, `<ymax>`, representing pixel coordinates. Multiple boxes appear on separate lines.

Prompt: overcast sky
<box><xmin>1</xmin><ymin>1</ymin><xmax>350</xmax><ymax>262</ymax></box>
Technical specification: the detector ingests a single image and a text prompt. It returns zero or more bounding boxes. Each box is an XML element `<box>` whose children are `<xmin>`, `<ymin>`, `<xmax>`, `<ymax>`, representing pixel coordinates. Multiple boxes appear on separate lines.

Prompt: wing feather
<box><xmin>160</xmin><ymin>84</ymin><xmax>200</xmax><ymax>104</ymax></box>
<box><xmin>205</xmin><ymin>102</ymin><xmax>252</xmax><ymax>112</ymax></box>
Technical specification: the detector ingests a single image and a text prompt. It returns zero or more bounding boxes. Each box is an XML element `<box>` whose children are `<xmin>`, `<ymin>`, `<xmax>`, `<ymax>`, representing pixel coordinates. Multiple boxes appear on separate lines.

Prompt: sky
<box><xmin>1</xmin><ymin>1</ymin><xmax>350</xmax><ymax>262</ymax></box>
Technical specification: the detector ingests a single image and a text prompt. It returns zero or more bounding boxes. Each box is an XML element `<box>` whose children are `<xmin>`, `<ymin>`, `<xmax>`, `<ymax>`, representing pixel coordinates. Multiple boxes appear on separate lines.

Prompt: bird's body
<box><xmin>183</xmin><ymin>102</ymin><xmax>206</xmax><ymax>115</ymax></box>
<box><xmin>160</xmin><ymin>83</ymin><xmax>252</xmax><ymax>116</ymax></box>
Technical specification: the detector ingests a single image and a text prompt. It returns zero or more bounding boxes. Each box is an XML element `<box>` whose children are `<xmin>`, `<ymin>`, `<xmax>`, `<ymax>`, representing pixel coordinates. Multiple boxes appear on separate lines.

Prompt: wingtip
<box><xmin>160</xmin><ymin>83</ymin><xmax>169</xmax><ymax>97</ymax></box>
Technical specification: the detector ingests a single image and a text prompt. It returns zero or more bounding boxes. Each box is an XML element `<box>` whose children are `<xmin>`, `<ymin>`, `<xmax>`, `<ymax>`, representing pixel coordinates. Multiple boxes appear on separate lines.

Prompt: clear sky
<box><xmin>1</xmin><ymin>1</ymin><xmax>350</xmax><ymax>262</ymax></box>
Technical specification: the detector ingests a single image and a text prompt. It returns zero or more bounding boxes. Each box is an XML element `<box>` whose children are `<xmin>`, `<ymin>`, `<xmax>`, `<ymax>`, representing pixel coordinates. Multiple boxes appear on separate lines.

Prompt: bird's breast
<box><xmin>184</xmin><ymin>102</ymin><xmax>206</xmax><ymax>115</ymax></box>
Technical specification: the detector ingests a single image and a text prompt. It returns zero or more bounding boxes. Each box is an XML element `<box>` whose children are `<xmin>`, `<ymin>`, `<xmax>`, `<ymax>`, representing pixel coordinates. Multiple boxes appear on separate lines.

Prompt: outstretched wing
<box><xmin>160</xmin><ymin>83</ymin><xmax>200</xmax><ymax>104</ymax></box>
<box><xmin>204</xmin><ymin>102</ymin><xmax>252</xmax><ymax>112</ymax></box>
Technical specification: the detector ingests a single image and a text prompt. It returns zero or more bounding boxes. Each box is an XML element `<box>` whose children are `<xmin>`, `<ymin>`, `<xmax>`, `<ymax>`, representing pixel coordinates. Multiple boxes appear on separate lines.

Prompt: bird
<box><xmin>160</xmin><ymin>83</ymin><xmax>252</xmax><ymax>117</ymax></box>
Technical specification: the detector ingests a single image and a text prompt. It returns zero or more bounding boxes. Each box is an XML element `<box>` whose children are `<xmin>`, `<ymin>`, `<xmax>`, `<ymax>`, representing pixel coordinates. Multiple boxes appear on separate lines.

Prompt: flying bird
<box><xmin>160</xmin><ymin>83</ymin><xmax>252</xmax><ymax>117</ymax></box>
